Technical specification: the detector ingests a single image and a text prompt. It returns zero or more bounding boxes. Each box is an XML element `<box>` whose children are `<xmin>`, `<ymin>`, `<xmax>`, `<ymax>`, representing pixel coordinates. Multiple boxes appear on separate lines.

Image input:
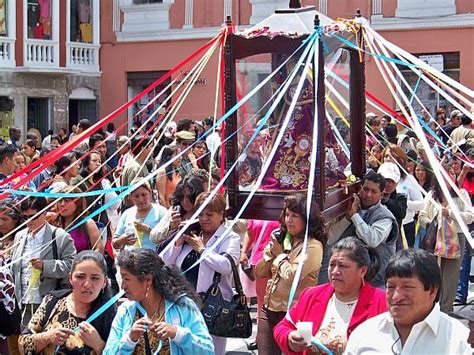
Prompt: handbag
<box><xmin>434</xmin><ymin>218</ymin><xmax>461</xmax><ymax>259</ymax></box>
<box><xmin>419</xmin><ymin>213</ymin><xmax>439</xmax><ymax>253</ymax></box>
<box><xmin>200</xmin><ymin>253</ymin><xmax>252</xmax><ymax>338</ymax></box>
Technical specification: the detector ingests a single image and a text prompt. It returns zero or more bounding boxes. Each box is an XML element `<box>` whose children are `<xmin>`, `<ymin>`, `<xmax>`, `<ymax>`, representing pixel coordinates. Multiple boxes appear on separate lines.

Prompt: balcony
<box><xmin>66</xmin><ymin>42</ymin><xmax>100</xmax><ymax>73</ymax></box>
<box><xmin>24</xmin><ymin>39</ymin><xmax>59</xmax><ymax>68</ymax></box>
<box><xmin>0</xmin><ymin>37</ymin><xmax>16</xmax><ymax>68</ymax></box>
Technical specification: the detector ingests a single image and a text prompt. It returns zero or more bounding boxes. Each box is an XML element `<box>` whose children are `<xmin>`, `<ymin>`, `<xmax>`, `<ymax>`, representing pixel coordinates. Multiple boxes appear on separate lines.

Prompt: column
<box><xmin>183</xmin><ymin>0</ymin><xmax>193</xmax><ymax>29</ymax></box>
<box><xmin>372</xmin><ymin>0</ymin><xmax>382</xmax><ymax>15</ymax></box>
<box><xmin>224</xmin><ymin>0</ymin><xmax>232</xmax><ymax>22</ymax></box>
<box><xmin>318</xmin><ymin>0</ymin><xmax>327</xmax><ymax>15</ymax></box>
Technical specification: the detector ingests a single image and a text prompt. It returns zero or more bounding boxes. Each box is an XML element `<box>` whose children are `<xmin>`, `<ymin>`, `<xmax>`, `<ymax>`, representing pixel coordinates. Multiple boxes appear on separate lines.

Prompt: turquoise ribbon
<box><xmin>68</xmin><ymin>32</ymin><xmax>318</xmax><ymax>234</ymax></box>
<box><xmin>177</xmin><ymin>32</ymin><xmax>318</xmax><ymax>271</ymax></box>
<box><xmin>136</xmin><ymin>302</ymin><xmax>163</xmax><ymax>355</ymax></box>
<box><xmin>311</xmin><ymin>337</ymin><xmax>333</xmax><ymax>354</ymax></box>
<box><xmin>7</xmin><ymin>186</ymin><xmax>130</xmax><ymax>198</ymax></box>
<box><xmin>409</xmin><ymin>75</ymin><xmax>422</xmax><ymax>105</ymax></box>
<box><xmin>331</xmin><ymin>33</ymin><xmax>417</xmax><ymax>68</ymax></box>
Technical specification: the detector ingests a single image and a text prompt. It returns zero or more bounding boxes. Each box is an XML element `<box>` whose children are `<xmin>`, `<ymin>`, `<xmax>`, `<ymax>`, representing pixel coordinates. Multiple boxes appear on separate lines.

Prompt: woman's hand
<box><xmin>185</xmin><ymin>233</ymin><xmax>205</xmax><ymax>253</ymax></box>
<box><xmin>150</xmin><ymin>322</ymin><xmax>178</xmax><ymax>340</ymax></box>
<box><xmin>114</xmin><ymin>234</ymin><xmax>137</xmax><ymax>249</ymax></box>
<box><xmin>441</xmin><ymin>207</ymin><xmax>450</xmax><ymax>218</ymax></box>
<box><xmin>288</xmin><ymin>330</ymin><xmax>310</xmax><ymax>352</ymax></box>
<box><xmin>129</xmin><ymin>317</ymin><xmax>153</xmax><ymax>342</ymax></box>
<box><xmin>134</xmin><ymin>220</ymin><xmax>151</xmax><ymax>234</ymax></box>
<box><xmin>169</xmin><ymin>210</ymin><xmax>182</xmax><ymax>231</ymax></box>
<box><xmin>44</xmin><ymin>327</ymin><xmax>74</xmax><ymax>347</ymax></box>
<box><xmin>269</xmin><ymin>235</ymin><xmax>283</xmax><ymax>256</ymax></box>
<box><xmin>78</xmin><ymin>322</ymin><xmax>105</xmax><ymax>353</ymax></box>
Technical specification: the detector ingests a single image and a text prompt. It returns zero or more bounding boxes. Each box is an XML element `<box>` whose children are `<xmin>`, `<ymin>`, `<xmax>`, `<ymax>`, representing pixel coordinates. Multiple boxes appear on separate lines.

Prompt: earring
<box><xmin>145</xmin><ymin>286</ymin><xmax>150</xmax><ymax>299</ymax></box>
<box><xmin>361</xmin><ymin>277</ymin><xmax>366</xmax><ymax>287</ymax></box>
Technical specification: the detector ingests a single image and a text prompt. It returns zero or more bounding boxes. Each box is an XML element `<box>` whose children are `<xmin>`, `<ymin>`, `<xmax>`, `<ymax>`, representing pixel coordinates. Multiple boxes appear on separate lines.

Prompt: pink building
<box><xmin>0</xmin><ymin>0</ymin><xmax>101</xmax><ymax>140</ymax></box>
<box><xmin>100</xmin><ymin>0</ymin><xmax>474</xmax><ymax>129</ymax></box>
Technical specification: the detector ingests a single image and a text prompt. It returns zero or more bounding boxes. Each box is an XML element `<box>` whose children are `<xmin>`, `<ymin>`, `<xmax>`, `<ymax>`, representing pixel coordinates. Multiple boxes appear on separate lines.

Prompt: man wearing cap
<box><xmin>439</xmin><ymin>110</ymin><xmax>463</xmax><ymax>146</ymax></box>
<box><xmin>174</xmin><ymin>130</ymin><xmax>196</xmax><ymax>178</ymax></box>
<box><xmin>451</xmin><ymin>303</ymin><xmax>474</xmax><ymax>348</ymax></box>
<box><xmin>378</xmin><ymin>162</ymin><xmax>407</xmax><ymax>250</ymax></box>
<box><xmin>450</xmin><ymin>115</ymin><xmax>474</xmax><ymax>151</ymax></box>
<box><xmin>322</xmin><ymin>171</ymin><xmax>398</xmax><ymax>287</ymax></box>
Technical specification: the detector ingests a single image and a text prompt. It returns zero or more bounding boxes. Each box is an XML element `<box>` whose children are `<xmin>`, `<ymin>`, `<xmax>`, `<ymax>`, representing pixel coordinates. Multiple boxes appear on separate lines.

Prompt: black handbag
<box><xmin>200</xmin><ymin>253</ymin><xmax>252</xmax><ymax>338</ymax></box>
<box><xmin>421</xmin><ymin>214</ymin><xmax>439</xmax><ymax>253</ymax></box>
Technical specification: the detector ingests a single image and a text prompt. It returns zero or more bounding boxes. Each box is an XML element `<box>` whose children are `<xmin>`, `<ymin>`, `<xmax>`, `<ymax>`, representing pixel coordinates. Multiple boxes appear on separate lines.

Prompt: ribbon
<box><xmin>173</xmin><ymin>32</ymin><xmax>318</xmax><ymax>271</ymax></box>
<box><xmin>6</xmin><ymin>186</ymin><xmax>130</xmax><ymax>198</ymax></box>
<box><xmin>136</xmin><ymin>303</ymin><xmax>163</xmax><ymax>355</ymax></box>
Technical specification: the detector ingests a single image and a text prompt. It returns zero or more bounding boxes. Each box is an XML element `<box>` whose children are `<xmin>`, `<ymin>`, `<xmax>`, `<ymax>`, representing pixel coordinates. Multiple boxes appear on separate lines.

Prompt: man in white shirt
<box><xmin>345</xmin><ymin>248</ymin><xmax>470</xmax><ymax>354</ymax></box>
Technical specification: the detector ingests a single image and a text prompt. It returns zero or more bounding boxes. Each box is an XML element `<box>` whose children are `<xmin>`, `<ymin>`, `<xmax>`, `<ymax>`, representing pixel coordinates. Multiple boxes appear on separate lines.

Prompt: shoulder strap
<box><xmin>223</xmin><ymin>253</ymin><xmax>245</xmax><ymax>298</ymax></box>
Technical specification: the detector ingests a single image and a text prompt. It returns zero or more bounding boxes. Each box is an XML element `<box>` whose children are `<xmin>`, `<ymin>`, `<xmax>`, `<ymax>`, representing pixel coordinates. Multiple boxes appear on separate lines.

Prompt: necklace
<box><xmin>67</xmin><ymin>294</ymin><xmax>89</xmax><ymax>318</ymax></box>
<box><xmin>334</xmin><ymin>294</ymin><xmax>358</xmax><ymax>309</ymax></box>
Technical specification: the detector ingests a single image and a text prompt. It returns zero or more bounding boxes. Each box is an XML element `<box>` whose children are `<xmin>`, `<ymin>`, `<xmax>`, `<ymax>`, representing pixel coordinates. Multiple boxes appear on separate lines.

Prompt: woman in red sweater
<box><xmin>274</xmin><ymin>237</ymin><xmax>387</xmax><ymax>355</ymax></box>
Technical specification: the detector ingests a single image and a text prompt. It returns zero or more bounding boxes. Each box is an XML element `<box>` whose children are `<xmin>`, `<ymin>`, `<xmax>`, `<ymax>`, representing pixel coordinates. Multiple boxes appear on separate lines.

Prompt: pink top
<box><xmin>70</xmin><ymin>228</ymin><xmax>90</xmax><ymax>253</ymax></box>
<box><xmin>247</xmin><ymin>219</ymin><xmax>280</xmax><ymax>265</ymax></box>
<box><xmin>38</xmin><ymin>0</ymin><xmax>51</xmax><ymax>18</ymax></box>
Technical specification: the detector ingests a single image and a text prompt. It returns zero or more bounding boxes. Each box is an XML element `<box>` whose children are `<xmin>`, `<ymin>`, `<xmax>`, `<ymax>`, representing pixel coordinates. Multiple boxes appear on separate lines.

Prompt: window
<box><xmin>0</xmin><ymin>97</ymin><xmax>15</xmax><ymax>142</ymax></box>
<box><xmin>70</xmin><ymin>0</ymin><xmax>93</xmax><ymax>43</ymax></box>
<box><xmin>399</xmin><ymin>52</ymin><xmax>460</xmax><ymax>115</ymax></box>
<box><xmin>133</xmin><ymin>0</ymin><xmax>163</xmax><ymax>4</ymax></box>
<box><xmin>27</xmin><ymin>0</ymin><xmax>52</xmax><ymax>40</ymax></box>
<box><xmin>0</xmin><ymin>0</ymin><xmax>7</xmax><ymax>36</ymax></box>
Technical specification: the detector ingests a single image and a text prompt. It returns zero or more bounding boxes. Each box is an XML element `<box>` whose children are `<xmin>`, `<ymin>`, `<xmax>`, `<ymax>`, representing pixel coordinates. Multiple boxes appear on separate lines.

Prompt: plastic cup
<box><xmin>296</xmin><ymin>322</ymin><xmax>313</xmax><ymax>345</ymax></box>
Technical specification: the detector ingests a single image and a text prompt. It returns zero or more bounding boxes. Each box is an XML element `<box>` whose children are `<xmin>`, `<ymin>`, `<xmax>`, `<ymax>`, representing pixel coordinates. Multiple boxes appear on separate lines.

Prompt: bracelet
<box><xmin>198</xmin><ymin>247</ymin><xmax>205</xmax><ymax>254</ymax></box>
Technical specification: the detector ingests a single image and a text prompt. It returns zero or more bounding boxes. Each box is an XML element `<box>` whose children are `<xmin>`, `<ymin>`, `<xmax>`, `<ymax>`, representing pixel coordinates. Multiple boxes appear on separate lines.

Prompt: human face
<box><xmin>386</xmin><ymin>275</ymin><xmax>437</xmax><ymax>328</ymax></box>
<box><xmin>383</xmin><ymin>148</ymin><xmax>396</xmax><ymax>164</ymax></box>
<box><xmin>1</xmin><ymin>155</ymin><xmax>16</xmax><ymax>175</ymax></box>
<box><xmin>0</xmin><ymin>214</ymin><xmax>17</xmax><ymax>236</ymax></box>
<box><xmin>88</xmin><ymin>153</ymin><xmax>101</xmax><ymax>173</ymax></box>
<box><xmin>65</xmin><ymin>157</ymin><xmax>80</xmax><ymax>178</ymax></box>
<box><xmin>57</xmin><ymin>199</ymin><xmax>78</xmax><ymax>218</ymax></box>
<box><xmin>192</xmin><ymin>142</ymin><xmax>207</xmax><ymax>159</ymax></box>
<box><xmin>51</xmin><ymin>138</ymin><xmax>60</xmax><ymax>146</ymax></box>
<box><xmin>14</xmin><ymin>154</ymin><xmax>26</xmax><ymax>172</ymax></box>
<box><xmin>359</xmin><ymin>180</ymin><xmax>383</xmax><ymax>208</ymax></box>
<box><xmin>450</xmin><ymin>159</ymin><xmax>462</xmax><ymax>175</ymax></box>
<box><xmin>381</xmin><ymin>117</ymin><xmax>388</xmax><ymax>128</ymax></box>
<box><xmin>22</xmin><ymin>144</ymin><xmax>35</xmax><ymax>158</ymax></box>
<box><xmin>181</xmin><ymin>187</ymin><xmax>194</xmax><ymax>212</ymax></box>
<box><xmin>22</xmin><ymin>208</ymin><xmax>46</xmax><ymax>233</ymax></box>
<box><xmin>446</xmin><ymin>167</ymin><xmax>457</xmax><ymax>183</ymax></box>
<box><xmin>13</xmin><ymin>129</ymin><xmax>21</xmax><ymax>141</ymax></box>
<box><xmin>69</xmin><ymin>260</ymin><xmax>107</xmax><ymax>305</ymax></box>
<box><xmin>415</xmin><ymin>165</ymin><xmax>427</xmax><ymax>182</ymax></box>
<box><xmin>198</xmin><ymin>209</ymin><xmax>224</xmax><ymax>235</ymax></box>
<box><xmin>285</xmin><ymin>209</ymin><xmax>306</xmax><ymax>237</ymax></box>
<box><xmin>384</xmin><ymin>179</ymin><xmax>397</xmax><ymax>196</ymax></box>
<box><xmin>405</xmin><ymin>161</ymin><xmax>415</xmax><ymax>175</ymax></box>
<box><xmin>120</xmin><ymin>268</ymin><xmax>149</xmax><ymax>302</ymax></box>
<box><xmin>93</xmin><ymin>142</ymin><xmax>107</xmax><ymax>157</ymax></box>
<box><xmin>329</xmin><ymin>251</ymin><xmax>367</xmax><ymax>297</ymax></box>
<box><xmin>451</xmin><ymin>115</ymin><xmax>462</xmax><ymax>128</ymax></box>
<box><xmin>178</xmin><ymin>140</ymin><xmax>193</xmax><ymax>151</ymax></box>
<box><xmin>130</xmin><ymin>186</ymin><xmax>152</xmax><ymax>211</ymax></box>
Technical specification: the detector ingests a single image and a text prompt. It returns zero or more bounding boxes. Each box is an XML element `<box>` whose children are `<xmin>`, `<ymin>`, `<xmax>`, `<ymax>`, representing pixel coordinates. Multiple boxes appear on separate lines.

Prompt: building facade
<box><xmin>99</xmin><ymin>0</ymin><xmax>473</xmax><ymax>131</ymax></box>
<box><xmin>0</xmin><ymin>0</ymin><xmax>101</xmax><ymax>142</ymax></box>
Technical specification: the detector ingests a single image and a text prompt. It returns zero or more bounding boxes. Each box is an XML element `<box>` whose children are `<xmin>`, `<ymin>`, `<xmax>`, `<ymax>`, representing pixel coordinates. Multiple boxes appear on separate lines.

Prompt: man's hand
<box><xmin>30</xmin><ymin>258</ymin><xmax>44</xmax><ymax>270</ymax></box>
<box><xmin>346</xmin><ymin>193</ymin><xmax>360</xmax><ymax>220</ymax></box>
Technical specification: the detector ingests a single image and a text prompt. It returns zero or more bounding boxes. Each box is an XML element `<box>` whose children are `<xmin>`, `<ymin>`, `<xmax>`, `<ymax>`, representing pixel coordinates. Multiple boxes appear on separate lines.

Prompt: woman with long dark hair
<box><xmin>255</xmin><ymin>194</ymin><xmax>327</xmax><ymax>355</ymax></box>
<box><xmin>414</xmin><ymin>160</ymin><xmax>434</xmax><ymax>192</ymax></box>
<box><xmin>418</xmin><ymin>162</ymin><xmax>473</xmax><ymax>313</ymax></box>
<box><xmin>18</xmin><ymin>251</ymin><xmax>117</xmax><ymax>354</ymax></box>
<box><xmin>104</xmin><ymin>248</ymin><xmax>214</xmax><ymax>354</ymax></box>
<box><xmin>52</xmin><ymin>186</ymin><xmax>104</xmax><ymax>254</ymax></box>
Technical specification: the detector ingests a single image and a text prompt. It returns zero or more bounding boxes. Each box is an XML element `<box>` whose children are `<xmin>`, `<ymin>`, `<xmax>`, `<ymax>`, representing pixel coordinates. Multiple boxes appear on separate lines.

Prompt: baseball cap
<box><xmin>450</xmin><ymin>110</ymin><xmax>462</xmax><ymax>119</ymax></box>
<box><xmin>451</xmin><ymin>302</ymin><xmax>474</xmax><ymax>322</ymax></box>
<box><xmin>378</xmin><ymin>162</ymin><xmax>401</xmax><ymax>183</ymax></box>
<box><xmin>175</xmin><ymin>130</ymin><xmax>196</xmax><ymax>140</ymax></box>
<box><xmin>366</xmin><ymin>112</ymin><xmax>377</xmax><ymax>118</ymax></box>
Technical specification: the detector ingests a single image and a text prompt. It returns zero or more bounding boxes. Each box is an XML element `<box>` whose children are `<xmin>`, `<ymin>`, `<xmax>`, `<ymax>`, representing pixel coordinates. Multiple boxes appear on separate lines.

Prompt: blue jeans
<box><xmin>456</xmin><ymin>237</ymin><xmax>472</xmax><ymax>303</ymax></box>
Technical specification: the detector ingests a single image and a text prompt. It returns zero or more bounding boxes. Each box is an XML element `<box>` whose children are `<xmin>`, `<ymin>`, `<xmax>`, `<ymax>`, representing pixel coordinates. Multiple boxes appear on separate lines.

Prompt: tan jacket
<box><xmin>255</xmin><ymin>235</ymin><xmax>323</xmax><ymax>312</ymax></box>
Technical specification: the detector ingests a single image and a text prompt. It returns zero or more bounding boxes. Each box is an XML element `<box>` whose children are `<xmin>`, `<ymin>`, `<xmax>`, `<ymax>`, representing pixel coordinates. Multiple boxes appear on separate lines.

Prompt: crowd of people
<box><xmin>0</xmin><ymin>105</ymin><xmax>472</xmax><ymax>355</ymax></box>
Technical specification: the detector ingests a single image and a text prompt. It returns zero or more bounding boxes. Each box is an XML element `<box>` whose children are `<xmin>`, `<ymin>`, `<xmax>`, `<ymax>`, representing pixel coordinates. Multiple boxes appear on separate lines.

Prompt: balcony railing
<box><xmin>66</xmin><ymin>42</ymin><xmax>100</xmax><ymax>72</ymax></box>
<box><xmin>0</xmin><ymin>37</ymin><xmax>15</xmax><ymax>67</ymax></box>
<box><xmin>25</xmin><ymin>39</ymin><xmax>59</xmax><ymax>68</ymax></box>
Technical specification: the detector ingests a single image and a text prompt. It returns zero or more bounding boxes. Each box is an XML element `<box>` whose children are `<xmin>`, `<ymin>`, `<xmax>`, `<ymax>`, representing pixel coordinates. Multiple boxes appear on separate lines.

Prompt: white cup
<box><xmin>296</xmin><ymin>322</ymin><xmax>313</xmax><ymax>345</ymax></box>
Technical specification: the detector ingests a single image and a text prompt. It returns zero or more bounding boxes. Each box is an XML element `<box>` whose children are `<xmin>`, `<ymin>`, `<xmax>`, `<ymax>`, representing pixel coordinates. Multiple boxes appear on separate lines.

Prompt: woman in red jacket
<box><xmin>274</xmin><ymin>237</ymin><xmax>387</xmax><ymax>355</ymax></box>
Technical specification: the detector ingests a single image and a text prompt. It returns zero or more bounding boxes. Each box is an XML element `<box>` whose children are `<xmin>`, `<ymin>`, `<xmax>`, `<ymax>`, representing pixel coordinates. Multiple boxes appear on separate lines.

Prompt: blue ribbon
<box><xmin>7</xmin><ymin>186</ymin><xmax>130</xmax><ymax>198</ymax></box>
<box><xmin>68</xmin><ymin>32</ymin><xmax>318</xmax><ymax>233</ymax></box>
<box><xmin>330</xmin><ymin>33</ymin><xmax>417</xmax><ymax>68</ymax></box>
<box><xmin>409</xmin><ymin>75</ymin><xmax>422</xmax><ymax>105</ymax></box>
<box><xmin>311</xmin><ymin>337</ymin><xmax>334</xmax><ymax>354</ymax></box>
<box><xmin>136</xmin><ymin>303</ymin><xmax>163</xmax><ymax>355</ymax></box>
